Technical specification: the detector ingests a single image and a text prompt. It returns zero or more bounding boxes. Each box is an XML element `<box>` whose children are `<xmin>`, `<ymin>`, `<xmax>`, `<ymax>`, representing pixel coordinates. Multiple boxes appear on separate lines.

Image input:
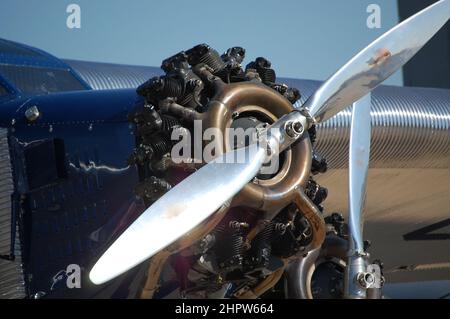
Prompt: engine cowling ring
<box><xmin>203</xmin><ymin>81</ymin><xmax>312</xmax><ymax>211</ymax></box>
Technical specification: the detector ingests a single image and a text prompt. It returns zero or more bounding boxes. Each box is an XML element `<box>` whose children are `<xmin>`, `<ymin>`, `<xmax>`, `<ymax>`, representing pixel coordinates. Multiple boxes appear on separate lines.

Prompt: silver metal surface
<box><xmin>289</xmin><ymin>81</ymin><xmax>450</xmax><ymax>170</ymax></box>
<box><xmin>0</xmin><ymin>128</ymin><xmax>26</xmax><ymax>299</ymax></box>
<box><xmin>345</xmin><ymin>257</ymin><xmax>368</xmax><ymax>299</ymax></box>
<box><xmin>266</xmin><ymin>110</ymin><xmax>309</xmax><ymax>154</ymax></box>
<box><xmin>90</xmin><ymin>143</ymin><xmax>267</xmax><ymax>284</ymax></box>
<box><xmin>304</xmin><ymin>0</ymin><xmax>450</xmax><ymax>124</ymax></box>
<box><xmin>345</xmin><ymin>94</ymin><xmax>372</xmax><ymax>299</ymax></box>
<box><xmin>348</xmin><ymin>94</ymin><xmax>372</xmax><ymax>256</ymax></box>
<box><xmin>65</xmin><ymin>59</ymin><xmax>161</xmax><ymax>90</ymax></box>
<box><xmin>308</xmin><ymin>81</ymin><xmax>450</xmax><ymax>279</ymax></box>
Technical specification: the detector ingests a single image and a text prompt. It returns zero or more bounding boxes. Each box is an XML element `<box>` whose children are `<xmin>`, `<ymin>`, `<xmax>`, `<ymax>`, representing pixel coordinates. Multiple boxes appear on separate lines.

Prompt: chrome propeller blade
<box><xmin>90</xmin><ymin>143</ymin><xmax>267</xmax><ymax>285</ymax></box>
<box><xmin>348</xmin><ymin>93</ymin><xmax>372</xmax><ymax>256</ymax></box>
<box><xmin>345</xmin><ymin>94</ymin><xmax>373</xmax><ymax>299</ymax></box>
<box><xmin>304</xmin><ymin>0</ymin><xmax>450</xmax><ymax>123</ymax></box>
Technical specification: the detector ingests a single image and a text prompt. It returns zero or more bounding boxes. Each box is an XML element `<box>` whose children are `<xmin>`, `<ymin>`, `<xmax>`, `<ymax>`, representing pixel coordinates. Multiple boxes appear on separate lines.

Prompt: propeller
<box><xmin>304</xmin><ymin>0</ymin><xmax>450</xmax><ymax>123</ymax></box>
<box><xmin>348</xmin><ymin>93</ymin><xmax>372</xmax><ymax>257</ymax></box>
<box><xmin>89</xmin><ymin>143</ymin><xmax>266</xmax><ymax>284</ymax></box>
<box><xmin>90</xmin><ymin>0</ymin><xmax>450</xmax><ymax>285</ymax></box>
<box><xmin>345</xmin><ymin>93</ymin><xmax>373</xmax><ymax>298</ymax></box>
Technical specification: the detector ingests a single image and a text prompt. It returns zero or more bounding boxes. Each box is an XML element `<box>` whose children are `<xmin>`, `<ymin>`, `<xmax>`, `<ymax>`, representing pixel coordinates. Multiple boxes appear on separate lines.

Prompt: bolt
<box><xmin>25</xmin><ymin>106</ymin><xmax>40</xmax><ymax>122</ymax></box>
<box><xmin>357</xmin><ymin>272</ymin><xmax>375</xmax><ymax>288</ymax></box>
<box><xmin>285</xmin><ymin>121</ymin><xmax>304</xmax><ymax>138</ymax></box>
<box><xmin>265</xmin><ymin>145</ymin><xmax>272</xmax><ymax>157</ymax></box>
<box><xmin>33</xmin><ymin>291</ymin><xmax>46</xmax><ymax>299</ymax></box>
<box><xmin>293</xmin><ymin>121</ymin><xmax>303</xmax><ymax>134</ymax></box>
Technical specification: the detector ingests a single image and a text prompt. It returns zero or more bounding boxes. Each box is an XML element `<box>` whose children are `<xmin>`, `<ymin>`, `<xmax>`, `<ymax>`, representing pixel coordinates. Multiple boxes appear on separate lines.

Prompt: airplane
<box><xmin>0</xmin><ymin>0</ymin><xmax>449</xmax><ymax>299</ymax></box>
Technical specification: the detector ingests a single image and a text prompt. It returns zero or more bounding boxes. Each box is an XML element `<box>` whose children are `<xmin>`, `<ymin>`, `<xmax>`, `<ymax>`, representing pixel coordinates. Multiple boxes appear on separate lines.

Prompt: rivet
<box><xmin>25</xmin><ymin>105</ymin><xmax>40</xmax><ymax>122</ymax></box>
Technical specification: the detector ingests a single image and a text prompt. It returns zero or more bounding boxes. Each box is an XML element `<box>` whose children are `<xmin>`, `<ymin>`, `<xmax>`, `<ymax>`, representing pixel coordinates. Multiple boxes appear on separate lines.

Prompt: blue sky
<box><xmin>0</xmin><ymin>0</ymin><xmax>403</xmax><ymax>85</ymax></box>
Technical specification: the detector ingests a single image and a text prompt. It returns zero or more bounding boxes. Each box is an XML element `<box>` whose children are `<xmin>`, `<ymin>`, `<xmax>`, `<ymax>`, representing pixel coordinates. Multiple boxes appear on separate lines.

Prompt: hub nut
<box><xmin>356</xmin><ymin>272</ymin><xmax>375</xmax><ymax>288</ymax></box>
<box><xmin>285</xmin><ymin>120</ymin><xmax>304</xmax><ymax>138</ymax></box>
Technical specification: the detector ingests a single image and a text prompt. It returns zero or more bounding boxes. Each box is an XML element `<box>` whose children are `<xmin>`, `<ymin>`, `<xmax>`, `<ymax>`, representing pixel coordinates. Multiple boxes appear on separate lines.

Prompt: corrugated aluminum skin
<box><xmin>288</xmin><ymin>80</ymin><xmax>450</xmax><ymax>170</ymax></box>
<box><xmin>65</xmin><ymin>60</ymin><xmax>450</xmax><ymax>170</ymax></box>
<box><xmin>0</xmin><ymin>128</ymin><xmax>26</xmax><ymax>299</ymax></box>
<box><xmin>65</xmin><ymin>60</ymin><xmax>161</xmax><ymax>91</ymax></box>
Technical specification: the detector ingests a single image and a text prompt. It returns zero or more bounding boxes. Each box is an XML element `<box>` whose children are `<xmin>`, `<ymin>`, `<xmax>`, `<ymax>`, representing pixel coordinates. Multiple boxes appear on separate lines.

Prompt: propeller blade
<box><xmin>90</xmin><ymin>143</ymin><xmax>267</xmax><ymax>285</ymax></box>
<box><xmin>345</xmin><ymin>94</ymin><xmax>373</xmax><ymax>299</ymax></box>
<box><xmin>304</xmin><ymin>0</ymin><xmax>450</xmax><ymax>123</ymax></box>
<box><xmin>348</xmin><ymin>93</ymin><xmax>372</xmax><ymax>255</ymax></box>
